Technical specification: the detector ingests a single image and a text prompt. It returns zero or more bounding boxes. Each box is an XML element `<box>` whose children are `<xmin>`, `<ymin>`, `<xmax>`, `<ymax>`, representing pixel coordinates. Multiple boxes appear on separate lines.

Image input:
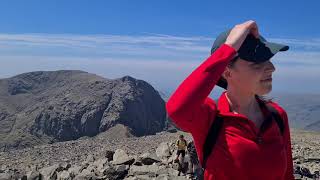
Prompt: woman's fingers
<box><xmin>224</xmin><ymin>20</ymin><xmax>260</xmax><ymax>51</ymax></box>
<box><xmin>245</xmin><ymin>20</ymin><xmax>259</xmax><ymax>38</ymax></box>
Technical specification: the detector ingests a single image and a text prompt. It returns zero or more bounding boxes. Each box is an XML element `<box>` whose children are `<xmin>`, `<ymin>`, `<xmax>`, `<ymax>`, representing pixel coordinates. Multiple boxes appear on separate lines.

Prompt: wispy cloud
<box><xmin>269</xmin><ymin>38</ymin><xmax>320</xmax><ymax>52</ymax></box>
<box><xmin>0</xmin><ymin>33</ymin><xmax>319</xmax><ymax>94</ymax></box>
<box><xmin>0</xmin><ymin>33</ymin><xmax>212</xmax><ymax>60</ymax></box>
<box><xmin>273</xmin><ymin>51</ymin><xmax>320</xmax><ymax>66</ymax></box>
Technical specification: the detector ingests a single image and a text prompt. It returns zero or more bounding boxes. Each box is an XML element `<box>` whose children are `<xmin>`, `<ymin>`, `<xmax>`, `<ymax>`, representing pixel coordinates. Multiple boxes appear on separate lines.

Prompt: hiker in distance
<box><xmin>166</xmin><ymin>20</ymin><xmax>294</xmax><ymax>180</ymax></box>
<box><xmin>175</xmin><ymin>134</ymin><xmax>188</xmax><ymax>176</ymax></box>
<box><xmin>175</xmin><ymin>134</ymin><xmax>188</xmax><ymax>163</ymax></box>
<box><xmin>187</xmin><ymin>140</ymin><xmax>203</xmax><ymax>179</ymax></box>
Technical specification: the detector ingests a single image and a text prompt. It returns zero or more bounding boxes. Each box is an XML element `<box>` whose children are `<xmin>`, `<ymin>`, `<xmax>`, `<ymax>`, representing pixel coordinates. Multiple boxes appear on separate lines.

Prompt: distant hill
<box><xmin>271</xmin><ymin>93</ymin><xmax>320</xmax><ymax>132</ymax></box>
<box><xmin>0</xmin><ymin>70</ymin><xmax>166</xmax><ymax>151</ymax></box>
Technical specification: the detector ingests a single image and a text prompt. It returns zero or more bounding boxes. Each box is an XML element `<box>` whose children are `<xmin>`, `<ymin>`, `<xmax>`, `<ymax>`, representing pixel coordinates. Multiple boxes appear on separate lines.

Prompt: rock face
<box><xmin>0</xmin><ymin>70</ymin><xmax>166</xmax><ymax>150</ymax></box>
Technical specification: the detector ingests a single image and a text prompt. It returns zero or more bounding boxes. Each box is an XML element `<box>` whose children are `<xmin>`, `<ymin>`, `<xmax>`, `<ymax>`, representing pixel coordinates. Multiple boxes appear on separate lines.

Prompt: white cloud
<box><xmin>0</xmin><ymin>33</ymin><xmax>319</xmax><ymax>94</ymax></box>
<box><xmin>272</xmin><ymin>51</ymin><xmax>320</xmax><ymax>66</ymax></box>
<box><xmin>269</xmin><ymin>37</ymin><xmax>320</xmax><ymax>52</ymax></box>
<box><xmin>0</xmin><ymin>33</ymin><xmax>212</xmax><ymax>58</ymax></box>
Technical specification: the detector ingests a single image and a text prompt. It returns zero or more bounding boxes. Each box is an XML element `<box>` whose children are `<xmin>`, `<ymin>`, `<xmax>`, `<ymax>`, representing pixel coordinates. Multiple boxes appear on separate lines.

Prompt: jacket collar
<box><xmin>217</xmin><ymin>91</ymin><xmax>267</xmax><ymax>118</ymax></box>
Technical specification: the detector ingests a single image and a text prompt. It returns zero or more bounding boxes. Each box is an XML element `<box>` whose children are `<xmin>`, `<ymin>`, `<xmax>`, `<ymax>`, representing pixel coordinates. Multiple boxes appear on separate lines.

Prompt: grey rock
<box><xmin>57</xmin><ymin>170</ymin><xmax>71</xmax><ymax>180</ymax></box>
<box><xmin>156</xmin><ymin>142</ymin><xmax>171</xmax><ymax>159</ymax></box>
<box><xmin>26</xmin><ymin>170</ymin><xmax>41</xmax><ymax>180</ymax></box>
<box><xmin>60</xmin><ymin>162</ymin><xmax>71</xmax><ymax>171</ymax></box>
<box><xmin>139</xmin><ymin>153</ymin><xmax>161</xmax><ymax>165</ymax></box>
<box><xmin>156</xmin><ymin>167</ymin><xmax>179</xmax><ymax>176</ymax></box>
<box><xmin>39</xmin><ymin>164</ymin><xmax>64</xmax><ymax>180</ymax></box>
<box><xmin>113</xmin><ymin>149</ymin><xmax>128</xmax><ymax>162</ymax></box>
<box><xmin>124</xmin><ymin>175</ymin><xmax>151</xmax><ymax>180</ymax></box>
<box><xmin>0</xmin><ymin>172</ymin><xmax>12</xmax><ymax>180</ymax></box>
<box><xmin>293</xmin><ymin>173</ymin><xmax>302</xmax><ymax>179</ymax></box>
<box><xmin>74</xmin><ymin>168</ymin><xmax>97</xmax><ymax>180</ymax></box>
<box><xmin>85</xmin><ymin>164</ymin><xmax>97</xmax><ymax>174</ymax></box>
<box><xmin>129</xmin><ymin>164</ymin><xmax>165</xmax><ymax>176</ymax></box>
<box><xmin>103</xmin><ymin>165</ymin><xmax>128</xmax><ymax>180</ymax></box>
<box><xmin>92</xmin><ymin>158</ymin><xmax>109</xmax><ymax>171</ymax></box>
<box><xmin>112</xmin><ymin>149</ymin><xmax>135</xmax><ymax>165</ymax></box>
<box><xmin>67</xmin><ymin>165</ymin><xmax>81</xmax><ymax>177</ymax></box>
<box><xmin>112</xmin><ymin>157</ymin><xmax>135</xmax><ymax>166</ymax></box>
<box><xmin>116</xmin><ymin>164</ymin><xmax>129</xmax><ymax>170</ymax></box>
<box><xmin>305</xmin><ymin>157</ymin><xmax>320</xmax><ymax>163</ymax></box>
<box><xmin>155</xmin><ymin>174</ymin><xmax>189</xmax><ymax>180</ymax></box>
<box><xmin>85</xmin><ymin>154</ymin><xmax>95</xmax><ymax>163</ymax></box>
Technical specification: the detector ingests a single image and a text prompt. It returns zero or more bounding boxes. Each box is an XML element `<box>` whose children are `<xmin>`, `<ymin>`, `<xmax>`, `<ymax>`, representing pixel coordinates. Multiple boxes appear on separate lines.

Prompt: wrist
<box><xmin>224</xmin><ymin>42</ymin><xmax>239</xmax><ymax>51</ymax></box>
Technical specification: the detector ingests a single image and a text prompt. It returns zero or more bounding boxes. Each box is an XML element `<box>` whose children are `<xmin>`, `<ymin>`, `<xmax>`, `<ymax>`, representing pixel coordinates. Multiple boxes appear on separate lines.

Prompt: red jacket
<box><xmin>166</xmin><ymin>44</ymin><xmax>294</xmax><ymax>180</ymax></box>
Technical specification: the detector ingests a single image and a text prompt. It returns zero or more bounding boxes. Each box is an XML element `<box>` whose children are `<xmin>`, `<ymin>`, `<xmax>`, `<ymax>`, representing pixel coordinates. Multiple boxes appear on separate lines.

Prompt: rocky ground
<box><xmin>0</xmin><ymin>127</ymin><xmax>319</xmax><ymax>179</ymax></box>
<box><xmin>291</xmin><ymin>129</ymin><xmax>320</xmax><ymax>179</ymax></box>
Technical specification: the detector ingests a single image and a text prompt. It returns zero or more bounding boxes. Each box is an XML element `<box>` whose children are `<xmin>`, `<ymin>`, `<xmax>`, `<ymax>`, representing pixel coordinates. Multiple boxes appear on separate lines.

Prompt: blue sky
<box><xmin>0</xmin><ymin>0</ymin><xmax>320</xmax><ymax>97</ymax></box>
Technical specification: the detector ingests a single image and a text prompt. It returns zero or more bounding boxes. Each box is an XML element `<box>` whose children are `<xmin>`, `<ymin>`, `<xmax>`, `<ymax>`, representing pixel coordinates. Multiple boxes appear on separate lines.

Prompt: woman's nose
<box><xmin>265</xmin><ymin>61</ymin><xmax>275</xmax><ymax>72</ymax></box>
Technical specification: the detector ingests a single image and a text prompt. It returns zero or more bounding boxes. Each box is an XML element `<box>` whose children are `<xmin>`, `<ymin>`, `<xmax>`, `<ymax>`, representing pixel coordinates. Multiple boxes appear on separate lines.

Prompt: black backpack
<box><xmin>187</xmin><ymin>141</ymin><xmax>196</xmax><ymax>154</ymax></box>
<box><xmin>201</xmin><ymin>103</ymin><xmax>285</xmax><ymax>170</ymax></box>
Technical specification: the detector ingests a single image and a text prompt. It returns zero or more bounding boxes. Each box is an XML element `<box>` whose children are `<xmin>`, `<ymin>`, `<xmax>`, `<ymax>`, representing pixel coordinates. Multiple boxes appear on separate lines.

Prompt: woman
<box><xmin>166</xmin><ymin>20</ymin><xmax>294</xmax><ymax>180</ymax></box>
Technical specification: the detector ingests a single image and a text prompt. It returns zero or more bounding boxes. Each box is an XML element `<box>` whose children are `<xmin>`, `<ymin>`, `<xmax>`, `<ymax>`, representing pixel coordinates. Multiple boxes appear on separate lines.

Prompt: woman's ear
<box><xmin>222</xmin><ymin>68</ymin><xmax>232</xmax><ymax>80</ymax></box>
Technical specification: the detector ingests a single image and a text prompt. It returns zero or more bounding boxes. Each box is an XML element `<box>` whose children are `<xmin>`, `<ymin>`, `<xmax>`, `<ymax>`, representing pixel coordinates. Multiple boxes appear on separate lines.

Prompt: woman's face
<box><xmin>225</xmin><ymin>58</ymin><xmax>276</xmax><ymax>95</ymax></box>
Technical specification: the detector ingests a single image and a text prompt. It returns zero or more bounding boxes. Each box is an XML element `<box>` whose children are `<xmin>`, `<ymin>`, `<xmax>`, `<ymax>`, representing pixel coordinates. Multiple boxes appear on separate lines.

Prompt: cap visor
<box><xmin>265</xmin><ymin>42</ymin><xmax>289</xmax><ymax>54</ymax></box>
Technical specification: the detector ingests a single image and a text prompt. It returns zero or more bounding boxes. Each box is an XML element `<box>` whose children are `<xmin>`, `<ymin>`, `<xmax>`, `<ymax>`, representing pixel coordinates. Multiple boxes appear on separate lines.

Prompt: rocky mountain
<box><xmin>158</xmin><ymin>91</ymin><xmax>169</xmax><ymax>102</ymax></box>
<box><xmin>0</xmin><ymin>70</ymin><xmax>166</xmax><ymax>151</ymax></box>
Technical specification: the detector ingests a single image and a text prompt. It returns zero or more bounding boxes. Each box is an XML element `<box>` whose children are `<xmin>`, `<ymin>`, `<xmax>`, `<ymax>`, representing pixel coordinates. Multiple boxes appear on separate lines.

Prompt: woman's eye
<box><xmin>251</xmin><ymin>64</ymin><xmax>263</xmax><ymax>69</ymax></box>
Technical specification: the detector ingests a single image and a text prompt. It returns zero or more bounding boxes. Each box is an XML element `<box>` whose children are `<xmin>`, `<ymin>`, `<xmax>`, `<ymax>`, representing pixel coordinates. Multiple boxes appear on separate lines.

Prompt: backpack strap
<box><xmin>266</xmin><ymin>104</ymin><xmax>285</xmax><ymax>135</ymax></box>
<box><xmin>201</xmin><ymin>114</ymin><xmax>224</xmax><ymax>169</ymax></box>
<box><xmin>183</xmin><ymin>139</ymin><xmax>187</xmax><ymax>145</ymax></box>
